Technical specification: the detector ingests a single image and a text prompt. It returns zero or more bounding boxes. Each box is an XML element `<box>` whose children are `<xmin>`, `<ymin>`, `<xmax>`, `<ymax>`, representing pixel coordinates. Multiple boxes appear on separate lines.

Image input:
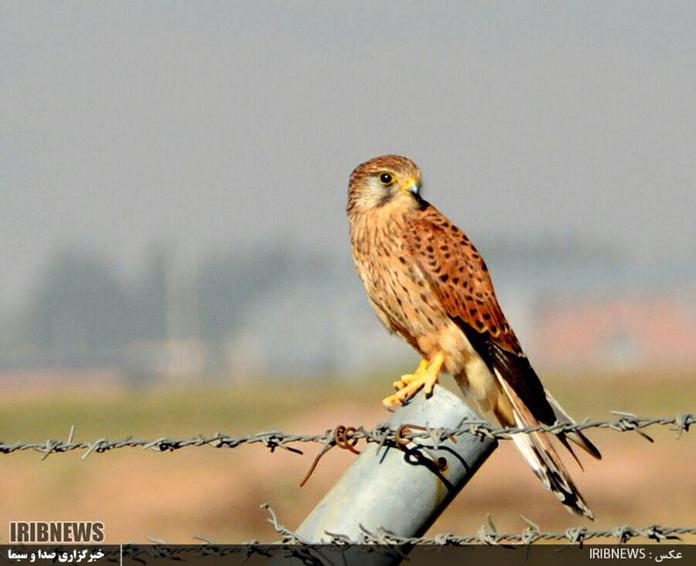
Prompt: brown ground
<box><xmin>0</xmin><ymin>369</ymin><xmax>694</xmax><ymax>543</ymax></box>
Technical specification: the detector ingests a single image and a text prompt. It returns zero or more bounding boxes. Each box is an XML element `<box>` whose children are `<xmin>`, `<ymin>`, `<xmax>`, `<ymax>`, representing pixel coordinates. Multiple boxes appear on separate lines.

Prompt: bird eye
<box><xmin>379</xmin><ymin>173</ymin><xmax>394</xmax><ymax>185</ymax></box>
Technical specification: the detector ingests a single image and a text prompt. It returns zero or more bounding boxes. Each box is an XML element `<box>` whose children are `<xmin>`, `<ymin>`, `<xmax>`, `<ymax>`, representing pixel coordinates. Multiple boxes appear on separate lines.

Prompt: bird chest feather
<box><xmin>350</xmin><ymin>210</ymin><xmax>446</xmax><ymax>345</ymax></box>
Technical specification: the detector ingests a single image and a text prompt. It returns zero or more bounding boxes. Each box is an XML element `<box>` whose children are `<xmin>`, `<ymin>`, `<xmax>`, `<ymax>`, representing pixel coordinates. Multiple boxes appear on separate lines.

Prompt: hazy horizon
<box><xmin>3</xmin><ymin>2</ymin><xmax>696</xmax><ymax>309</ymax></box>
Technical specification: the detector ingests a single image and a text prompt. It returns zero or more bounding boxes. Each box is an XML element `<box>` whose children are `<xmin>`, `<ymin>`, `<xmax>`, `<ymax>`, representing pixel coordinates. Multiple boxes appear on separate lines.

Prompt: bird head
<box><xmin>347</xmin><ymin>155</ymin><xmax>423</xmax><ymax>215</ymax></box>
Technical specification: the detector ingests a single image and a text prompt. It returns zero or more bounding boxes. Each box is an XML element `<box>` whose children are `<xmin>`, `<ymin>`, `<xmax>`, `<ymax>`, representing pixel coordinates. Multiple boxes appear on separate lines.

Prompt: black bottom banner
<box><xmin>2</xmin><ymin>544</ymin><xmax>693</xmax><ymax>566</ymax></box>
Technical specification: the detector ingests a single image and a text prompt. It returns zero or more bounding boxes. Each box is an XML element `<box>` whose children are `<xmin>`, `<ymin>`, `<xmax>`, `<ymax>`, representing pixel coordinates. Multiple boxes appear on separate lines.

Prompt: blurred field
<box><xmin>0</xmin><ymin>369</ymin><xmax>694</xmax><ymax>543</ymax></box>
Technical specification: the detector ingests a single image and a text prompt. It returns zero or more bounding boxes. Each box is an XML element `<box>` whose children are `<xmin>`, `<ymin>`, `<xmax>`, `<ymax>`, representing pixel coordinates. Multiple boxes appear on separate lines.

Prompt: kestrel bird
<box><xmin>347</xmin><ymin>155</ymin><xmax>601</xmax><ymax>519</ymax></box>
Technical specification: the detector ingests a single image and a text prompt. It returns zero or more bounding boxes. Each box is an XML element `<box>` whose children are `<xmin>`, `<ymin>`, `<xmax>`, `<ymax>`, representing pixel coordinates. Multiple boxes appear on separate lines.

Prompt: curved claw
<box><xmin>393</xmin><ymin>373</ymin><xmax>418</xmax><ymax>391</ymax></box>
<box><xmin>392</xmin><ymin>359</ymin><xmax>430</xmax><ymax>391</ymax></box>
<box><xmin>382</xmin><ymin>353</ymin><xmax>445</xmax><ymax>409</ymax></box>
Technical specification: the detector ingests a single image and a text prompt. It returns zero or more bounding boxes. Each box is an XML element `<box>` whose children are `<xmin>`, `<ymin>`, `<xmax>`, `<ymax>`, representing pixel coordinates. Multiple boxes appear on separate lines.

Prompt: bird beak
<box><xmin>401</xmin><ymin>177</ymin><xmax>420</xmax><ymax>197</ymax></box>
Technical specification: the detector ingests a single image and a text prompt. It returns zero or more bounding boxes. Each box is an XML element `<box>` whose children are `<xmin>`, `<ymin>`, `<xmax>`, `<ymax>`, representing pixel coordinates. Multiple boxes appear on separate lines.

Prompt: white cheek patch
<box><xmin>363</xmin><ymin>178</ymin><xmax>394</xmax><ymax>208</ymax></box>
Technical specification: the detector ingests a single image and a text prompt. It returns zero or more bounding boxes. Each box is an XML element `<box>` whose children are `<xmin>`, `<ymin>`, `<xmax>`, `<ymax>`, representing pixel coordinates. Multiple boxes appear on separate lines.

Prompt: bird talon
<box><xmin>382</xmin><ymin>393</ymin><xmax>404</xmax><ymax>410</ymax></box>
<box><xmin>393</xmin><ymin>358</ymin><xmax>430</xmax><ymax>391</ymax></box>
<box><xmin>394</xmin><ymin>373</ymin><xmax>416</xmax><ymax>391</ymax></box>
<box><xmin>382</xmin><ymin>353</ymin><xmax>444</xmax><ymax>408</ymax></box>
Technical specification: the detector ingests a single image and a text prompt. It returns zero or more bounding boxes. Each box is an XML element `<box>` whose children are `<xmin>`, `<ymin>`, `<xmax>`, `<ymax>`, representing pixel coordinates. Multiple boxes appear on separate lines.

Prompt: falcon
<box><xmin>347</xmin><ymin>155</ymin><xmax>601</xmax><ymax>519</ymax></box>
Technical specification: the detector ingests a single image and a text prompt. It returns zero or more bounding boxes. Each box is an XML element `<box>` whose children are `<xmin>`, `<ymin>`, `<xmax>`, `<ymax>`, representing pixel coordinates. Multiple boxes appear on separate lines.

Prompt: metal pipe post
<box><xmin>295</xmin><ymin>384</ymin><xmax>497</xmax><ymax>557</ymax></box>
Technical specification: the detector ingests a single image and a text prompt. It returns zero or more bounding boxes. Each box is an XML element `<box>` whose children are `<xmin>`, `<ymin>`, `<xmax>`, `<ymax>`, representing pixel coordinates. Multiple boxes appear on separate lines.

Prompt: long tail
<box><xmin>545</xmin><ymin>389</ymin><xmax>602</xmax><ymax>462</ymax></box>
<box><xmin>493</xmin><ymin>369</ymin><xmax>596</xmax><ymax>519</ymax></box>
<box><xmin>454</xmin><ymin>320</ymin><xmax>600</xmax><ymax>518</ymax></box>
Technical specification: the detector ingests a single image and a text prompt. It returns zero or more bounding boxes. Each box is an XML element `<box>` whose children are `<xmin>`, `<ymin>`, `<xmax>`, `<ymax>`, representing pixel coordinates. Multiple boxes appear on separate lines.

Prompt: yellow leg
<box><xmin>383</xmin><ymin>353</ymin><xmax>445</xmax><ymax>410</ymax></box>
<box><xmin>392</xmin><ymin>358</ymin><xmax>429</xmax><ymax>390</ymax></box>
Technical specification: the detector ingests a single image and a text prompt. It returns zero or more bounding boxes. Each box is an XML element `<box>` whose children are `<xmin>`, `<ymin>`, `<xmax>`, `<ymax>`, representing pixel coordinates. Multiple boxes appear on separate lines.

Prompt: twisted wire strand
<box><xmin>0</xmin><ymin>412</ymin><xmax>691</xmax><ymax>458</ymax></box>
<box><xmin>260</xmin><ymin>504</ymin><xmax>696</xmax><ymax>546</ymax></box>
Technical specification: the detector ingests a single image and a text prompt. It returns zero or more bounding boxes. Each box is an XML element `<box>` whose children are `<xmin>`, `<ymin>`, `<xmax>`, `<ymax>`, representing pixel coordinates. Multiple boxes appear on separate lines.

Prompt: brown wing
<box><xmin>404</xmin><ymin>204</ymin><xmax>557</xmax><ymax>425</ymax></box>
<box><xmin>405</xmin><ymin>205</ymin><xmax>520</xmax><ymax>351</ymax></box>
<box><xmin>404</xmin><ymin>204</ymin><xmax>600</xmax><ymax>517</ymax></box>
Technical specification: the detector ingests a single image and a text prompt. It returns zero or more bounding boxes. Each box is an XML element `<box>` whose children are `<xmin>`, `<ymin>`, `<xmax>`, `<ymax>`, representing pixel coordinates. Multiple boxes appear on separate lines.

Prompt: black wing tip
<box><xmin>456</xmin><ymin>317</ymin><xmax>557</xmax><ymax>425</ymax></box>
<box><xmin>573</xmin><ymin>430</ymin><xmax>603</xmax><ymax>460</ymax></box>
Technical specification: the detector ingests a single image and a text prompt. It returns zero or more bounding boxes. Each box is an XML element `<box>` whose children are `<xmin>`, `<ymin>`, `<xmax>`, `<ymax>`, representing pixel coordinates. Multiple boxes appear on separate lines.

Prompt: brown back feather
<box><xmin>405</xmin><ymin>205</ymin><xmax>520</xmax><ymax>352</ymax></box>
<box><xmin>404</xmin><ymin>204</ymin><xmax>557</xmax><ymax>425</ymax></box>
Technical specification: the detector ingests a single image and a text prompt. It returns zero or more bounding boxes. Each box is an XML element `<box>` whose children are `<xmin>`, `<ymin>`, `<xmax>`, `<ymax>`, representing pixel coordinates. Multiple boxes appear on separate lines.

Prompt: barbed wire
<box><xmin>0</xmin><ymin>412</ymin><xmax>691</xmax><ymax>459</ymax></box>
<box><xmin>260</xmin><ymin>504</ymin><xmax>696</xmax><ymax>546</ymax></box>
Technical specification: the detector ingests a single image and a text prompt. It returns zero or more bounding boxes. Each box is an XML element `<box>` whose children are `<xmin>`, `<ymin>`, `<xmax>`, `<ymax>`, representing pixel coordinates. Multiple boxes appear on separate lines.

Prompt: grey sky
<box><xmin>2</xmin><ymin>1</ymin><xmax>696</xmax><ymax>308</ymax></box>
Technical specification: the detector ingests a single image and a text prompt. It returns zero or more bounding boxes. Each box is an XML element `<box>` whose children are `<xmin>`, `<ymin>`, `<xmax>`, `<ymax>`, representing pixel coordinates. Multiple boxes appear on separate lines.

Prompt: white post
<box><xmin>295</xmin><ymin>385</ymin><xmax>497</xmax><ymax>561</ymax></box>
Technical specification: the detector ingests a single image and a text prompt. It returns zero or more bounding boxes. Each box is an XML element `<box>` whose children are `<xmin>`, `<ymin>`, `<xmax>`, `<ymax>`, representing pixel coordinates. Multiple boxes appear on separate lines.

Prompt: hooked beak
<box><xmin>400</xmin><ymin>176</ymin><xmax>420</xmax><ymax>197</ymax></box>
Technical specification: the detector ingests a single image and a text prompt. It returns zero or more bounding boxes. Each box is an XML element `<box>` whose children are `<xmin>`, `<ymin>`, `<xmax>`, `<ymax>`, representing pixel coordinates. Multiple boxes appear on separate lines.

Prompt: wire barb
<box><xmin>2</xmin><ymin>413</ymin><xmax>691</xmax><ymax>458</ymax></box>
<box><xmin>259</xmin><ymin>505</ymin><xmax>696</xmax><ymax>545</ymax></box>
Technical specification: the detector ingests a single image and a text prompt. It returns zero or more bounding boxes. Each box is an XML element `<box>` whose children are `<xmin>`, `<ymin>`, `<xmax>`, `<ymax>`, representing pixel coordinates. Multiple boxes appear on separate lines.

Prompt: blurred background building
<box><xmin>1</xmin><ymin>235</ymin><xmax>694</xmax><ymax>384</ymax></box>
